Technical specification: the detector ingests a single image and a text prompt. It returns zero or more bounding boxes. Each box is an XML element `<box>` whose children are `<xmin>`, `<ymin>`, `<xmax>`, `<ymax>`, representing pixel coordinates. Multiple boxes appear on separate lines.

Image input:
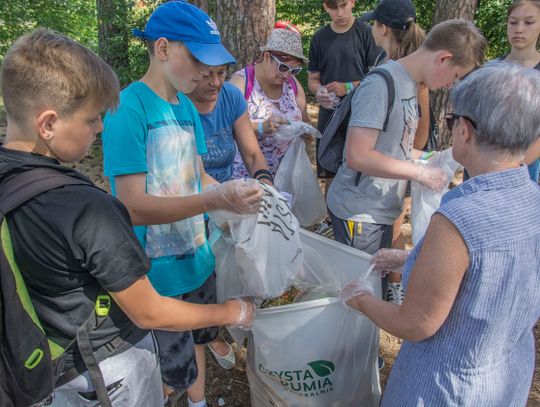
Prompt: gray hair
<box><xmin>450</xmin><ymin>62</ymin><xmax>540</xmax><ymax>155</ymax></box>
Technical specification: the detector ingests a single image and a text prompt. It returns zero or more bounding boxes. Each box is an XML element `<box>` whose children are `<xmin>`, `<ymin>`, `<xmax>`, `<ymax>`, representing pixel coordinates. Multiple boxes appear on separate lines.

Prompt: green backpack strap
<box><xmin>75</xmin><ymin>293</ymin><xmax>113</xmax><ymax>407</ymax></box>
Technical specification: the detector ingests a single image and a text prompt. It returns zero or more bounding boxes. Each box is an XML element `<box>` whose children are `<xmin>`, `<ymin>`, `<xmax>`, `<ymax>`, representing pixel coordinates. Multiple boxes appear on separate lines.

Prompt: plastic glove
<box><xmin>316</xmin><ymin>86</ymin><xmax>336</xmax><ymax>110</ymax></box>
<box><xmin>413</xmin><ymin>163</ymin><xmax>449</xmax><ymax>192</ymax></box>
<box><xmin>371</xmin><ymin>248</ymin><xmax>410</xmax><ymax>277</ymax></box>
<box><xmin>203</xmin><ymin>179</ymin><xmax>263</xmax><ymax>214</ymax></box>
<box><xmin>262</xmin><ymin>115</ymin><xmax>289</xmax><ymax>135</ymax></box>
<box><xmin>227</xmin><ymin>297</ymin><xmax>256</xmax><ymax>330</ymax></box>
<box><xmin>340</xmin><ymin>277</ymin><xmax>375</xmax><ymax>312</ymax></box>
<box><xmin>340</xmin><ymin>277</ymin><xmax>375</xmax><ymax>302</ymax></box>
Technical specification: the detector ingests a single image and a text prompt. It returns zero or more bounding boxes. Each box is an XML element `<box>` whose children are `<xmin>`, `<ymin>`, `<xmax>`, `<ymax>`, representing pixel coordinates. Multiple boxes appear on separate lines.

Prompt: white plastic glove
<box><xmin>227</xmin><ymin>297</ymin><xmax>256</xmax><ymax>330</ymax></box>
<box><xmin>340</xmin><ymin>277</ymin><xmax>375</xmax><ymax>302</ymax></box>
<box><xmin>316</xmin><ymin>86</ymin><xmax>336</xmax><ymax>110</ymax></box>
<box><xmin>370</xmin><ymin>248</ymin><xmax>410</xmax><ymax>277</ymax></box>
<box><xmin>413</xmin><ymin>163</ymin><xmax>449</xmax><ymax>192</ymax></box>
<box><xmin>203</xmin><ymin>179</ymin><xmax>263</xmax><ymax>214</ymax></box>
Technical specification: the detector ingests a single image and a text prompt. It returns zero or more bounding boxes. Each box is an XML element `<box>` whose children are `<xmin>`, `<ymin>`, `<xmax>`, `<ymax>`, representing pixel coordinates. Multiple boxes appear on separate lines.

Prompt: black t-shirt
<box><xmin>309</xmin><ymin>19</ymin><xmax>381</xmax><ymax>130</ymax></box>
<box><xmin>309</xmin><ymin>19</ymin><xmax>381</xmax><ymax>86</ymax></box>
<box><xmin>0</xmin><ymin>147</ymin><xmax>149</xmax><ymax>372</ymax></box>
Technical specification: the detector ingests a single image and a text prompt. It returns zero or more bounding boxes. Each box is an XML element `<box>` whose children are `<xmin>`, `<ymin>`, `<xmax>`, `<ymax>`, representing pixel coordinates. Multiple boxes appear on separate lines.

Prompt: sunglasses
<box><xmin>444</xmin><ymin>113</ymin><xmax>477</xmax><ymax>131</ymax></box>
<box><xmin>271</xmin><ymin>54</ymin><xmax>302</xmax><ymax>76</ymax></box>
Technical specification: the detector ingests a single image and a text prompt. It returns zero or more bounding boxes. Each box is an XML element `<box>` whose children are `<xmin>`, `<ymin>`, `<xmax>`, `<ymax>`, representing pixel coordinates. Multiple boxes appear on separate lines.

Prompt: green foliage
<box><xmin>127</xmin><ymin>0</ymin><xmax>162</xmax><ymax>84</ymax></box>
<box><xmin>0</xmin><ymin>0</ymin><xmax>97</xmax><ymax>56</ymax></box>
<box><xmin>476</xmin><ymin>0</ymin><xmax>512</xmax><ymax>60</ymax></box>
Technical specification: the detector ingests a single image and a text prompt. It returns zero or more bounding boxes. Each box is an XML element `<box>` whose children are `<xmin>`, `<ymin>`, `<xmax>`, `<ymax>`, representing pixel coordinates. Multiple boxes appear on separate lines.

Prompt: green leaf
<box><xmin>308</xmin><ymin>360</ymin><xmax>335</xmax><ymax>377</ymax></box>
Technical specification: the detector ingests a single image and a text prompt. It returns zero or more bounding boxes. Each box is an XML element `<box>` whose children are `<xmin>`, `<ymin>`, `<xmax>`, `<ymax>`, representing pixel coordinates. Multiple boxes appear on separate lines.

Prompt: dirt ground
<box><xmin>0</xmin><ymin>104</ymin><xmax>538</xmax><ymax>406</ymax></box>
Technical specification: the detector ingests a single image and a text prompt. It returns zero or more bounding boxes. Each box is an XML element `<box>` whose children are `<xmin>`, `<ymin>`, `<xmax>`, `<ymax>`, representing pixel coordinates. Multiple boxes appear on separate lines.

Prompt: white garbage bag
<box><xmin>211</xmin><ymin>183</ymin><xmax>304</xmax><ymax>299</ymax></box>
<box><xmin>411</xmin><ymin>148</ymin><xmax>461</xmax><ymax>245</ymax></box>
<box><xmin>246</xmin><ymin>230</ymin><xmax>382</xmax><ymax>407</ymax></box>
<box><xmin>275</xmin><ymin>137</ymin><xmax>327</xmax><ymax>227</ymax></box>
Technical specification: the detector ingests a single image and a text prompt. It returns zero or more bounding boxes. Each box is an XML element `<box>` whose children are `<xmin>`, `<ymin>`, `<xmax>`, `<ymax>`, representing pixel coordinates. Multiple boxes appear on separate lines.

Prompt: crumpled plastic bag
<box><xmin>210</xmin><ymin>183</ymin><xmax>304</xmax><ymax>299</ymax></box>
<box><xmin>411</xmin><ymin>148</ymin><xmax>461</xmax><ymax>245</ymax></box>
<box><xmin>273</xmin><ymin>121</ymin><xmax>322</xmax><ymax>141</ymax></box>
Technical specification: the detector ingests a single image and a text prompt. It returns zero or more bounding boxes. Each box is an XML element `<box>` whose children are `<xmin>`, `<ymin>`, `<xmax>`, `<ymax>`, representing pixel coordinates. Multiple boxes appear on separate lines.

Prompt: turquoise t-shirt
<box><xmin>102</xmin><ymin>82</ymin><xmax>215</xmax><ymax>297</ymax></box>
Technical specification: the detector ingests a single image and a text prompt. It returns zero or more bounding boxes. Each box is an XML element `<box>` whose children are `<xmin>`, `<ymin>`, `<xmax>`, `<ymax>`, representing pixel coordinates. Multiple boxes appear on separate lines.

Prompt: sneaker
<box><xmin>387</xmin><ymin>282</ymin><xmax>404</xmax><ymax>305</ymax></box>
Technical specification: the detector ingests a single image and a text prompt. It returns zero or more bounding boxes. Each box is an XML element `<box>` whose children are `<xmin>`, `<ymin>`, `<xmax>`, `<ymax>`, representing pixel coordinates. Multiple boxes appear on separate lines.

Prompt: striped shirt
<box><xmin>382</xmin><ymin>166</ymin><xmax>540</xmax><ymax>406</ymax></box>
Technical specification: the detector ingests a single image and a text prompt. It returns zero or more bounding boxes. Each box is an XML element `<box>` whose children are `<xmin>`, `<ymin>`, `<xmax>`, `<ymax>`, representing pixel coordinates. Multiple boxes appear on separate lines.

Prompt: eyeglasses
<box><xmin>271</xmin><ymin>54</ymin><xmax>302</xmax><ymax>76</ymax></box>
<box><xmin>444</xmin><ymin>113</ymin><xmax>477</xmax><ymax>131</ymax></box>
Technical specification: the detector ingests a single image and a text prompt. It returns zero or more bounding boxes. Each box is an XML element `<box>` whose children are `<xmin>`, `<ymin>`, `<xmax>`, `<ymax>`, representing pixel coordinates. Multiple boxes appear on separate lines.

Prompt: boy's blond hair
<box><xmin>1</xmin><ymin>28</ymin><xmax>119</xmax><ymax>126</ymax></box>
<box><xmin>422</xmin><ymin>19</ymin><xmax>487</xmax><ymax>69</ymax></box>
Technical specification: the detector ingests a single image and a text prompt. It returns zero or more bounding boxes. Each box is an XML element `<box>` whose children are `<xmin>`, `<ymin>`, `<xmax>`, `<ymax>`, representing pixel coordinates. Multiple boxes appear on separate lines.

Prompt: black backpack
<box><xmin>0</xmin><ymin>168</ymin><xmax>115</xmax><ymax>407</ymax></box>
<box><xmin>317</xmin><ymin>68</ymin><xmax>395</xmax><ymax>177</ymax></box>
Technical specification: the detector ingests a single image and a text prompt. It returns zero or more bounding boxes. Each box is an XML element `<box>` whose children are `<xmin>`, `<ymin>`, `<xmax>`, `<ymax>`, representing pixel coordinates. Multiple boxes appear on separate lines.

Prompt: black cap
<box><xmin>360</xmin><ymin>0</ymin><xmax>417</xmax><ymax>30</ymax></box>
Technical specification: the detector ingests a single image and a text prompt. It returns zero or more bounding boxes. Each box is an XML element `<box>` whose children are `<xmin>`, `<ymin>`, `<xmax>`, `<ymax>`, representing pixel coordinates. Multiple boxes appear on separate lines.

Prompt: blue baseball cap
<box><xmin>132</xmin><ymin>1</ymin><xmax>236</xmax><ymax>66</ymax></box>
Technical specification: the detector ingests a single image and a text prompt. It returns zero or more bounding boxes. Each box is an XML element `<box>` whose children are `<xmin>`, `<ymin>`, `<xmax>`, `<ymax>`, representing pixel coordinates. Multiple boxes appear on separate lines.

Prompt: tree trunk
<box><xmin>189</xmin><ymin>0</ymin><xmax>208</xmax><ymax>12</ymax></box>
<box><xmin>96</xmin><ymin>0</ymin><xmax>130</xmax><ymax>86</ymax></box>
<box><xmin>215</xmin><ymin>0</ymin><xmax>276</xmax><ymax>72</ymax></box>
<box><xmin>430</xmin><ymin>0</ymin><xmax>478</xmax><ymax>149</ymax></box>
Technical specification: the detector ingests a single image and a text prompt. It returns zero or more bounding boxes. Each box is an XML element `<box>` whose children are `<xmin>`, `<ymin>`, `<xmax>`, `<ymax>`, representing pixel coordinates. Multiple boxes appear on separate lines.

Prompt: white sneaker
<box><xmin>387</xmin><ymin>282</ymin><xmax>404</xmax><ymax>305</ymax></box>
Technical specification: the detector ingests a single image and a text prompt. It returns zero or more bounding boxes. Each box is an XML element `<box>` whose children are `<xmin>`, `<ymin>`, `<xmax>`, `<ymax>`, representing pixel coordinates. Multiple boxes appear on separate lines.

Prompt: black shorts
<box><xmin>154</xmin><ymin>273</ymin><xmax>219</xmax><ymax>391</ymax></box>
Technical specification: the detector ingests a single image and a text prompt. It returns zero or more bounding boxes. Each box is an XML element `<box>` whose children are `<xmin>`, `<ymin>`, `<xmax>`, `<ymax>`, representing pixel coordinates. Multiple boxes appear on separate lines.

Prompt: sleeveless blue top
<box><xmin>382</xmin><ymin>166</ymin><xmax>540</xmax><ymax>406</ymax></box>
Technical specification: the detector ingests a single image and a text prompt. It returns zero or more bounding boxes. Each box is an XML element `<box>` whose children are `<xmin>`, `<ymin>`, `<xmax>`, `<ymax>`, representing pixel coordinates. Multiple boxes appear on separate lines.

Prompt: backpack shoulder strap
<box><xmin>364</xmin><ymin>68</ymin><xmax>395</xmax><ymax>132</ymax></box>
<box><xmin>288</xmin><ymin>77</ymin><xmax>298</xmax><ymax>96</ymax></box>
<box><xmin>244</xmin><ymin>65</ymin><xmax>255</xmax><ymax>100</ymax></box>
<box><xmin>0</xmin><ymin>168</ymin><xmax>92</xmax><ymax>217</ymax></box>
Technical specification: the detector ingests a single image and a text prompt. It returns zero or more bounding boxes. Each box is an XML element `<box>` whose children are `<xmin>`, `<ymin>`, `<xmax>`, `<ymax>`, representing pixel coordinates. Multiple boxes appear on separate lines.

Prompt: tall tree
<box><xmin>97</xmin><ymin>0</ymin><xmax>131</xmax><ymax>85</ymax></box>
<box><xmin>189</xmin><ymin>0</ymin><xmax>209</xmax><ymax>11</ymax></box>
<box><xmin>216</xmin><ymin>0</ymin><xmax>276</xmax><ymax>71</ymax></box>
<box><xmin>430</xmin><ymin>0</ymin><xmax>479</xmax><ymax>149</ymax></box>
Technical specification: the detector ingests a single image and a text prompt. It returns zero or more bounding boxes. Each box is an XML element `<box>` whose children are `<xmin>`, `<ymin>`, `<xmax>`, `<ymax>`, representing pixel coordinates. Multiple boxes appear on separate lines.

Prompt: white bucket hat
<box><xmin>260</xmin><ymin>28</ymin><xmax>308</xmax><ymax>63</ymax></box>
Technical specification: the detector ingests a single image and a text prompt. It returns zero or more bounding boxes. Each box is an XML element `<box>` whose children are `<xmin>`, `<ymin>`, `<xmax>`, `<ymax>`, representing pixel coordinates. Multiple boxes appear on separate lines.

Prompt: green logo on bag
<box><xmin>259</xmin><ymin>359</ymin><xmax>335</xmax><ymax>398</ymax></box>
<box><xmin>308</xmin><ymin>360</ymin><xmax>335</xmax><ymax>377</ymax></box>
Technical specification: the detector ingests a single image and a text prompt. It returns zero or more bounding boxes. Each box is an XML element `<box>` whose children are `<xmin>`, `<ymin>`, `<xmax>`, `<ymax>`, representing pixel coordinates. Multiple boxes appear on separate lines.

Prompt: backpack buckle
<box><xmin>95</xmin><ymin>295</ymin><xmax>110</xmax><ymax>318</ymax></box>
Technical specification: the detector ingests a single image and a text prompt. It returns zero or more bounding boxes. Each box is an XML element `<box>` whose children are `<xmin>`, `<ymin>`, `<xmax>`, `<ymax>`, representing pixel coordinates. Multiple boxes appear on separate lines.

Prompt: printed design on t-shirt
<box><xmin>232</xmin><ymin>70</ymin><xmax>302</xmax><ymax>179</ymax></box>
<box><xmin>201</xmin><ymin>127</ymin><xmax>237</xmax><ymax>183</ymax></box>
<box><xmin>400</xmin><ymin>96</ymin><xmax>418</xmax><ymax>160</ymax></box>
<box><xmin>145</xmin><ymin>118</ymin><xmax>205</xmax><ymax>258</ymax></box>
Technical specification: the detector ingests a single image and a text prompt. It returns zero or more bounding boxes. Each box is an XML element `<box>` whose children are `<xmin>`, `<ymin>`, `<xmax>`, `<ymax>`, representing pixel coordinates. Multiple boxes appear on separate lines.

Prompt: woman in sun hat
<box><xmin>230</xmin><ymin>24</ymin><xmax>311</xmax><ymax>178</ymax></box>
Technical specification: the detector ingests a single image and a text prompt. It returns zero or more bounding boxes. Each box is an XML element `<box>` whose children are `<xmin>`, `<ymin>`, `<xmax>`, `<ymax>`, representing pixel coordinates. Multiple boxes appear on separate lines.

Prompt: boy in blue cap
<box><xmin>102</xmin><ymin>2</ymin><xmax>263</xmax><ymax>406</ymax></box>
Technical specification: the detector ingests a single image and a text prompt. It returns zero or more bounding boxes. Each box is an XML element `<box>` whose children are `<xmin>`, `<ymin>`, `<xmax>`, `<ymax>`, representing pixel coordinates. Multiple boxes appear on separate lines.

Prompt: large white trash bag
<box><xmin>411</xmin><ymin>148</ymin><xmax>461</xmax><ymax>245</ymax></box>
<box><xmin>211</xmin><ymin>183</ymin><xmax>304</xmax><ymax>299</ymax></box>
<box><xmin>274</xmin><ymin>127</ymin><xmax>327</xmax><ymax>227</ymax></box>
<box><xmin>246</xmin><ymin>230</ymin><xmax>382</xmax><ymax>407</ymax></box>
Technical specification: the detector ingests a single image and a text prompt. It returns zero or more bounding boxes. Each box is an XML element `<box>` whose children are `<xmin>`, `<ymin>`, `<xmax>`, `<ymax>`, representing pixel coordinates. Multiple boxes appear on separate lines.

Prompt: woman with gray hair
<box><xmin>342</xmin><ymin>62</ymin><xmax>540</xmax><ymax>406</ymax></box>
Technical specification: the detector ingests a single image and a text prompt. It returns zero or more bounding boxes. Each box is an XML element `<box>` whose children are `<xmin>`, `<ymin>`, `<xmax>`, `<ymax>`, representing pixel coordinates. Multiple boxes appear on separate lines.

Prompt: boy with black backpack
<box><xmin>0</xmin><ymin>29</ymin><xmax>254</xmax><ymax>407</ymax></box>
<box><xmin>326</xmin><ymin>19</ymin><xmax>487</xmax><ymax>269</ymax></box>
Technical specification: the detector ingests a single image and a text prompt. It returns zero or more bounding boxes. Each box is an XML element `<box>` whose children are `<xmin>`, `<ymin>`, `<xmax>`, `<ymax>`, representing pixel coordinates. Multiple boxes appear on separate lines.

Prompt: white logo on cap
<box><xmin>206</xmin><ymin>19</ymin><xmax>220</xmax><ymax>36</ymax></box>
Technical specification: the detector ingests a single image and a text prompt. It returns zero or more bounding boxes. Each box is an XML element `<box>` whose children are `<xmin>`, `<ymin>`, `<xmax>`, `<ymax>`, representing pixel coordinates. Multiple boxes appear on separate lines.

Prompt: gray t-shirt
<box><xmin>327</xmin><ymin>60</ymin><xmax>418</xmax><ymax>225</ymax></box>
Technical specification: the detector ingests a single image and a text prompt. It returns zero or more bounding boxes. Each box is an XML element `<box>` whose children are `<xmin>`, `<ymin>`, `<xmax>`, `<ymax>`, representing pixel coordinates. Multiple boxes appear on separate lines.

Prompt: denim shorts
<box><xmin>154</xmin><ymin>272</ymin><xmax>219</xmax><ymax>391</ymax></box>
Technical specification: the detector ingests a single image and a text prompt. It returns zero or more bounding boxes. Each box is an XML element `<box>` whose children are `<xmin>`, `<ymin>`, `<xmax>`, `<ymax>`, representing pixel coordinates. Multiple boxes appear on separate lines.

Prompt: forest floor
<box><xmin>0</xmin><ymin>103</ymin><xmax>538</xmax><ymax>407</ymax></box>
